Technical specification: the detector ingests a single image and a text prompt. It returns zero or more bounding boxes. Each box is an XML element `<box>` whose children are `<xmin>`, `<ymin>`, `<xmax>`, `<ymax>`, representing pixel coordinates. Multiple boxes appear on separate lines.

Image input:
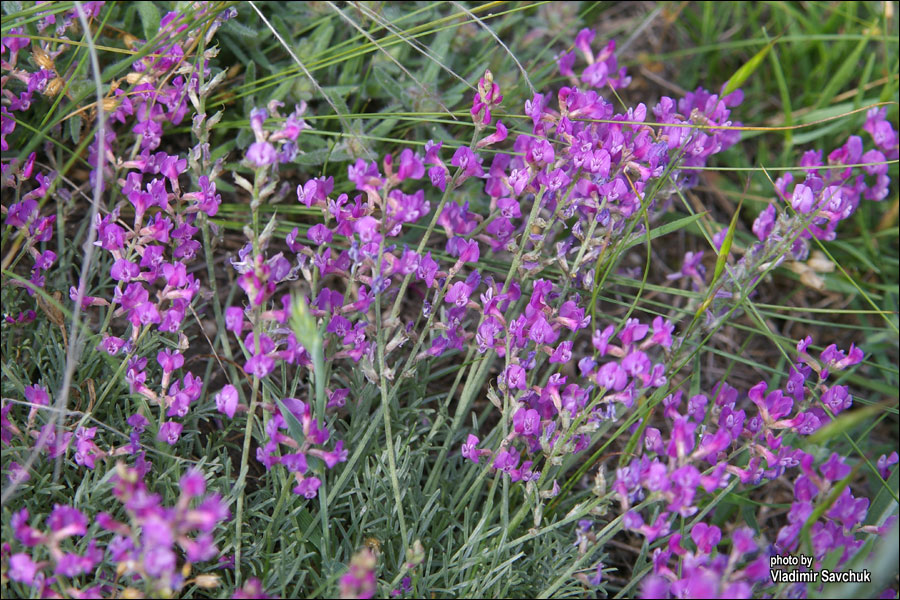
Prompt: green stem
<box><xmin>233</xmin><ymin>375</ymin><xmax>259</xmax><ymax>587</ymax></box>
<box><xmin>386</xmin><ymin>129</ymin><xmax>481</xmax><ymax>325</ymax></box>
<box><xmin>375</xmin><ymin>216</ymin><xmax>410</xmax><ymax>551</ymax></box>
<box><xmin>423</xmin><ymin>183</ymin><xmax>550</xmax><ymax>496</ymax></box>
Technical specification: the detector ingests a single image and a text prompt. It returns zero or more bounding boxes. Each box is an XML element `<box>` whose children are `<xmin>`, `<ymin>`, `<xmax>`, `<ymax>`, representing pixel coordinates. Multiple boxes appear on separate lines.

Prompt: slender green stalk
<box><xmin>233</xmin><ymin>375</ymin><xmax>259</xmax><ymax>587</ymax></box>
<box><xmin>424</xmin><ymin>182</ymin><xmax>550</xmax><ymax>497</ymax></box>
<box><xmin>374</xmin><ymin>210</ymin><xmax>410</xmax><ymax>552</ymax></box>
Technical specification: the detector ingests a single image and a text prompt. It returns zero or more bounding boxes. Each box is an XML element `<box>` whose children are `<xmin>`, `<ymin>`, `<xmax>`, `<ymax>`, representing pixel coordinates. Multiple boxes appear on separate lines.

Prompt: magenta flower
<box><xmin>690</xmin><ymin>522</ymin><xmax>722</xmax><ymax>554</ymax></box>
<box><xmin>245</xmin><ymin>353</ymin><xmax>275</xmax><ymax>379</ymax></box>
<box><xmin>8</xmin><ymin>553</ymin><xmax>39</xmax><ymax>584</ymax></box>
<box><xmin>451</xmin><ymin>147</ymin><xmax>484</xmax><ymax>182</ymax></box>
<box><xmin>224</xmin><ymin>306</ymin><xmax>245</xmax><ymax>335</ymax></box>
<box><xmin>215</xmin><ymin>385</ymin><xmax>239</xmax><ymax>419</ymax></box>
<box><xmin>461</xmin><ymin>434</ymin><xmax>481</xmax><ymax>463</ymax></box>
<box><xmin>308</xmin><ymin>223</ymin><xmax>333</xmax><ymax>245</ymax></box>
<box><xmin>789</xmin><ymin>183</ymin><xmax>815</xmax><ymax>213</ymax></box>
<box><xmin>233</xmin><ymin>578</ymin><xmax>274</xmax><ymax>599</ymax></box>
<box><xmin>246</xmin><ymin>141</ymin><xmax>277</xmax><ymax>167</ymax></box>
<box><xmin>512</xmin><ymin>408</ymin><xmax>541</xmax><ymax>436</ymax></box>
<box><xmin>877</xmin><ymin>452</ymin><xmax>899</xmax><ymax>479</ymax></box>
<box><xmin>396</xmin><ymin>148</ymin><xmax>425</xmax><ymax>180</ymax></box>
<box><xmin>157</xmin><ymin>349</ymin><xmax>184</xmax><ymax>373</ymax></box>
<box><xmin>339</xmin><ymin>549</ymin><xmax>378</xmax><ymax>599</ymax></box>
<box><xmin>6</xmin><ymin>199</ymin><xmax>37</xmax><ymax>228</ymax></box>
<box><xmin>354</xmin><ymin>216</ymin><xmax>381</xmax><ymax>244</ymax></box>
<box><xmin>180</xmin><ymin>468</ymin><xmax>206</xmax><ymax>498</ymax></box>
<box><xmin>293</xmin><ymin>476</ymin><xmax>321</xmax><ymax>499</ymax></box>
<box><xmin>157</xmin><ymin>421</ymin><xmax>183</xmax><ymax>445</ymax></box>
<box><xmin>549</xmin><ymin>340</ymin><xmax>573</xmax><ymax>364</ymax></box>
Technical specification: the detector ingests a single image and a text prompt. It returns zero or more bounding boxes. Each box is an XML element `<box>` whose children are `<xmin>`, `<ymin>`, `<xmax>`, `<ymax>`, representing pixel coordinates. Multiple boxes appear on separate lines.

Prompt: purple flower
<box><xmin>48</xmin><ymin>504</ymin><xmax>88</xmax><ymax>536</ymax></box>
<box><xmin>233</xmin><ymin>578</ymin><xmax>273</xmax><ymax>599</ymax></box>
<box><xmin>445</xmin><ymin>281</ymin><xmax>472</xmax><ymax>308</ymax></box>
<box><xmin>529</xmin><ymin>314</ymin><xmax>557</xmax><ymax>345</ymax></box>
<box><xmin>225</xmin><ymin>306</ymin><xmax>245</xmax><ymax>335</ymax></box>
<box><xmin>416</xmin><ymin>252</ymin><xmax>439</xmax><ymax>288</ymax></box>
<box><xmin>293</xmin><ymin>476</ymin><xmax>321</xmax><ymax>499</ymax></box>
<box><xmin>97</xmin><ymin>335</ymin><xmax>125</xmax><ymax>356</ymax></box>
<box><xmin>790</xmin><ymin>183</ymin><xmax>815</xmax><ymax>213</ymax></box>
<box><xmin>348</xmin><ymin>159</ymin><xmax>383</xmax><ymax>190</ymax></box>
<box><xmin>110</xmin><ymin>258</ymin><xmax>141</xmax><ymax>282</ymax></box>
<box><xmin>821</xmin><ymin>343</ymin><xmax>864</xmax><ymax>371</ymax></box>
<box><xmin>157</xmin><ymin>421</ymin><xmax>183</xmax><ymax>445</ymax></box>
<box><xmin>493</xmin><ymin>447</ymin><xmax>520</xmax><ymax>473</ymax></box>
<box><xmin>592</xmin><ymin>325</ymin><xmax>615</xmax><ymax>355</ymax></box>
<box><xmin>246</xmin><ymin>141</ymin><xmax>277</xmax><ymax>167</ymax></box>
<box><xmin>877</xmin><ymin>452</ymin><xmax>899</xmax><ymax>479</ymax></box>
<box><xmin>623</xmin><ymin>510</ymin><xmax>643</xmax><ymax>530</ymax></box>
<box><xmin>477</xmin><ymin>120</ymin><xmax>508</xmax><ymax>149</ymax></box>
<box><xmin>504</xmin><ymin>364</ymin><xmax>527</xmax><ymax>390</ymax></box>
<box><xmin>180</xmin><ymin>468</ymin><xmax>206</xmax><ymax>498</ymax></box>
<box><xmin>549</xmin><ymin>340</ymin><xmax>573</xmax><ymax>364</ymax></box>
<box><xmin>451</xmin><ymin>147</ymin><xmax>484</xmax><ymax>182</ymax></box>
<box><xmin>245</xmin><ymin>353</ymin><xmax>275</xmax><ymax>378</ymax></box>
<box><xmin>690</xmin><ymin>522</ymin><xmax>721</xmax><ymax>554</ymax></box>
<box><xmin>459</xmin><ymin>435</ymin><xmax>485</xmax><ymax>464</ymax></box>
<box><xmin>396</xmin><ymin>148</ymin><xmax>425</xmax><ymax>180</ymax></box>
<box><xmin>822</xmin><ymin>385</ymin><xmax>852</xmax><ymax>414</ymax></box>
<box><xmin>596</xmin><ymin>362</ymin><xmax>626</xmax><ymax>391</ymax></box>
<box><xmin>457</xmin><ymin>239</ymin><xmax>480</xmax><ymax>264</ymax></box>
<box><xmin>354</xmin><ymin>216</ymin><xmax>381</xmax><ymax>244</ymax></box>
<box><xmin>619</xmin><ymin>318</ymin><xmax>649</xmax><ymax>346</ymax></box>
<box><xmin>157</xmin><ymin>349</ymin><xmax>184</xmax><ymax>373</ymax></box>
<box><xmin>128</xmin><ymin>413</ymin><xmax>149</xmax><ymax>432</ymax></box>
<box><xmin>649</xmin><ymin>317</ymin><xmax>674</xmax><ymax>348</ymax></box>
<box><xmin>428</xmin><ymin>165</ymin><xmax>447</xmax><ymax>191</ymax></box>
<box><xmin>820</xmin><ymin>452</ymin><xmax>851</xmax><ymax>481</ymax></box>
<box><xmin>215</xmin><ymin>385</ymin><xmax>239</xmax><ymax>419</ymax></box>
<box><xmin>752</xmin><ymin>204</ymin><xmax>777</xmax><ymax>241</ymax></box>
<box><xmin>512</xmin><ymin>408</ymin><xmax>541</xmax><ymax>436</ymax></box>
<box><xmin>24</xmin><ymin>384</ymin><xmax>49</xmax><ymax>407</ymax></box>
<box><xmin>308</xmin><ymin>223</ymin><xmax>333</xmax><ymax>245</ymax></box>
<box><xmin>8</xmin><ymin>553</ymin><xmax>39</xmax><ymax>585</ymax></box>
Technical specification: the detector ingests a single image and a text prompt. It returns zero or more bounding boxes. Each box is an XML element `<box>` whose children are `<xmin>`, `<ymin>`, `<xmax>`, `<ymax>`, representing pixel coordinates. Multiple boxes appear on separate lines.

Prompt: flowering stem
<box><xmin>386</xmin><ymin>130</ymin><xmax>480</xmax><ymax>326</ymax></box>
<box><xmin>233</xmin><ymin>375</ymin><xmax>259</xmax><ymax>587</ymax></box>
<box><xmin>233</xmin><ymin>162</ymin><xmax>269</xmax><ymax>586</ymax></box>
<box><xmin>92</xmin><ymin>325</ymin><xmax>150</xmax><ymax>409</ymax></box>
<box><xmin>193</xmin><ymin>76</ymin><xmax>240</xmax><ymax>382</ymax></box>
<box><xmin>199</xmin><ymin>218</ymin><xmax>237</xmax><ymax>367</ymax></box>
<box><xmin>424</xmin><ymin>184</ymin><xmax>549</xmax><ymax>497</ymax></box>
<box><xmin>374</xmin><ymin>215</ymin><xmax>410</xmax><ymax>552</ymax></box>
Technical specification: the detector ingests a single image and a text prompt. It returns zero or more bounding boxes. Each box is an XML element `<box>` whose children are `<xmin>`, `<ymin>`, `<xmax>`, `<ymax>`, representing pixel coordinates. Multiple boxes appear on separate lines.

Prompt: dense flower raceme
<box><xmin>611</xmin><ymin>337</ymin><xmax>893</xmax><ymax>599</ymax></box>
<box><xmin>207</xmin><ymin>31</ymin><xmax>747</xmax><ymax>507</ymax></box>
<box><xmin>1</xmin><ymin>1</ymin><xmax>103</xmax><ymax>152</ymax></box>
<box><xmin>667</xmin><ymin>107</ymin><xmax>897</xmax><ymax>332</ymax></box>
<box><xmin>1</xmin><ymin>153</ymin><xmax>57</xmax><ymax>295</ymax></box>
<box><xmin>240</xmin><ymin>28</ymin><xmax>743</xmax><ymax>383</ymax></box>
<box><xmin>4</xmin><ymin>463</ymin><xmax>230</xmax><ymax>597</ymax></box>
<box><xmin>1</xmin><ymin>4</ymin><xmax>238</xmax><ymax>474</ymax></box>
<box><xmin>461</xmin><ymin>310</ymin><xmax>674</xmax><ymax>485</ymax></box>
<box><xmin>1</xmin><ymin>12</ymin><xmax>895</xmax><ymax>599</ymax></box>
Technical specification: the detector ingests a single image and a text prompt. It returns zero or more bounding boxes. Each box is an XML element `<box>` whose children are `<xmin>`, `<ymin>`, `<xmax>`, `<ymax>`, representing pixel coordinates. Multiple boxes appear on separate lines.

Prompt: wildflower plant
<box><xmin>1</xmin><ymin>2</ymin><xmax>897</xmax><ymax>599</ymax></box>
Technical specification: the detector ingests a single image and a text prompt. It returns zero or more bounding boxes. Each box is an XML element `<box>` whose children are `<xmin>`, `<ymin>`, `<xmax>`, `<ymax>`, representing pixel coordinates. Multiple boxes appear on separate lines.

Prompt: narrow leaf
<box><xmin>712</xmin><ymin>197</ymin><xmax>743</xmax><ymax>286</ymax></box>
<box><xmin>806</xmin><ymin>402</ymin><xmax>883</xmax><ymax>445</ymax></box>
<box><xmin>274</xmin><ymin>397</ymin><xmax>306</xmax><ymax>447</ymax></box>
<box><xmin>722</xmin><ymin>37</ymin><xmax>778</xmax><ymax>97</ymax></box>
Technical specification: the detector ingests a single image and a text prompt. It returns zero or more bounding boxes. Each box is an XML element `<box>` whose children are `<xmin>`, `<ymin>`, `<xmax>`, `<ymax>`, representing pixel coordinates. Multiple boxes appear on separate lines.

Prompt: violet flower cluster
<box><xmin>615</xmin><ymin>338</ymin><xmax>892</xmax><ymax>598</ymax></box>
<box><xmin>679</xmin><ymin>107</ymin><xmax>899</xmax><ymax>325</ymax></box>
<box><xmin>2</xmin><ymin>6</ymin><xmax>895</xmax><ymax>598</ymax></box>
<box><xmin>4</xmin><ymin>463</ymin><xmax>229</xmax><ymax>597</ymax></box>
